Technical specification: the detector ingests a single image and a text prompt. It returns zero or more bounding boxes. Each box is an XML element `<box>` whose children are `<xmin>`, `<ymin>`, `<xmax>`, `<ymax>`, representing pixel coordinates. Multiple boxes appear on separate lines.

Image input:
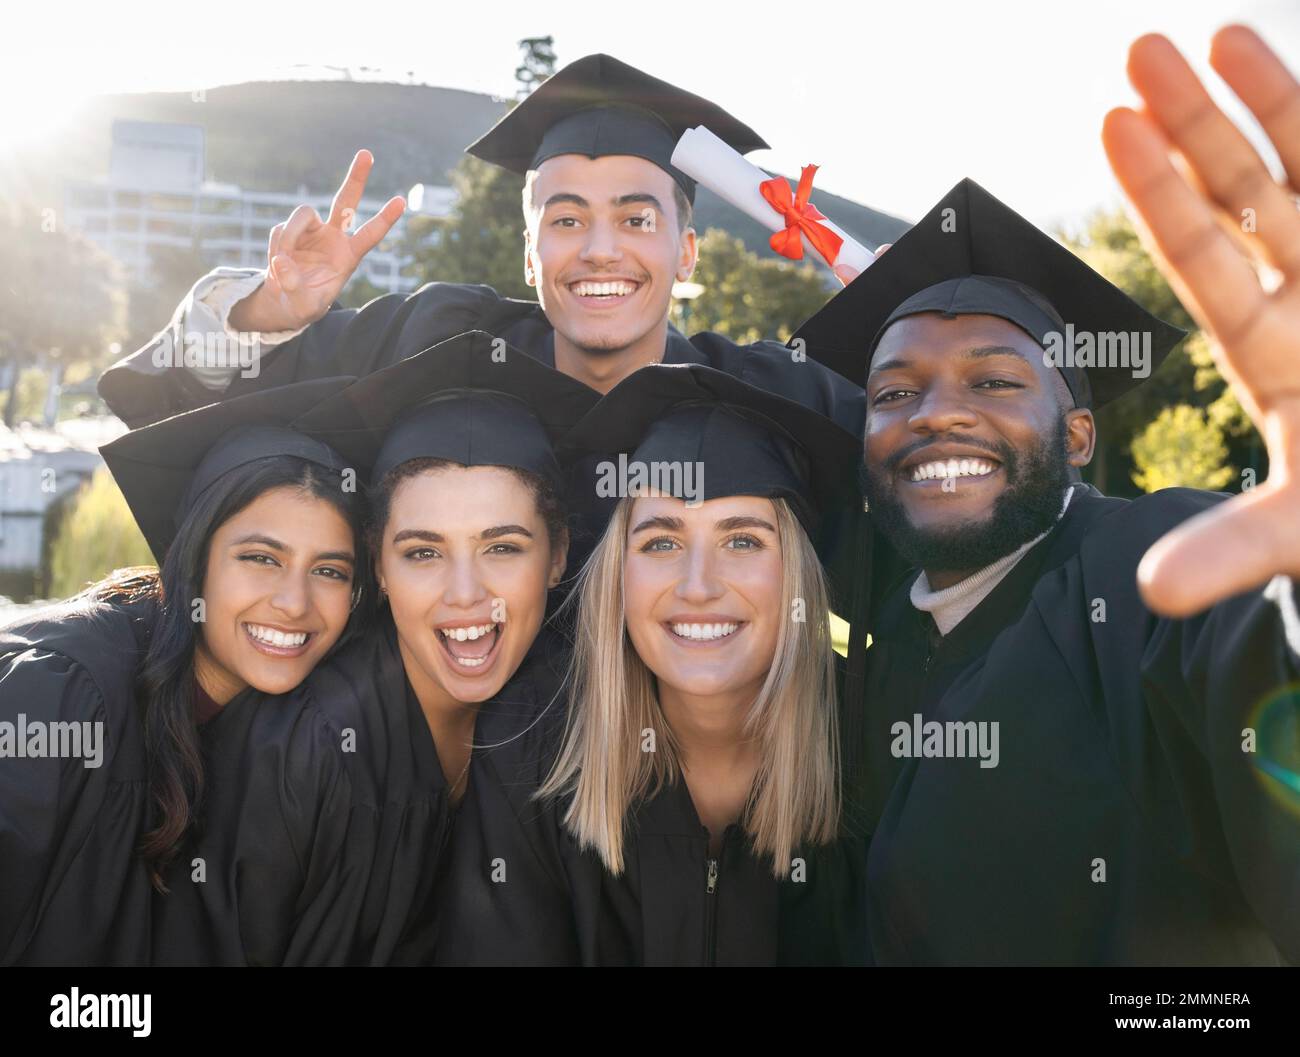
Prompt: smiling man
<box><xmin>861</xmin><ymin>305</ymin><xmax>1088</xmax><ymax>593</ymax></box>
<box><xmin>795</xmin><ymin>176</ymin><xmax>1300</xmax><ymax>965</ymax></box>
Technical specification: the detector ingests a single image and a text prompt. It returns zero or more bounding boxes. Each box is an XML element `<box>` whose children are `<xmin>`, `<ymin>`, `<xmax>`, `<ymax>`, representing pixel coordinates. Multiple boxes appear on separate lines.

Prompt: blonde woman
<box><xmin>434</xmin><ymin>362</ymin><xmax>869</xmax><ymax>966</ymax></box>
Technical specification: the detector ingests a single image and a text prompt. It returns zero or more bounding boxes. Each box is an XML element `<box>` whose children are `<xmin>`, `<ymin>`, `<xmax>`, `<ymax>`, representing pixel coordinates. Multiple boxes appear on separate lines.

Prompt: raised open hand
<box><xmin>1103</xmin><ymin>25</ymin><xmax>1300</xmax><ymax>617</ymax></box>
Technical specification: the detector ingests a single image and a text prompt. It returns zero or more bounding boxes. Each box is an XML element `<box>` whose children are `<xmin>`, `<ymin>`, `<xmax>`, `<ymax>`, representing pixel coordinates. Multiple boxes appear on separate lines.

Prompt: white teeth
<box><xmin>440</xmin><ymin>623</ymin><xmax>498</xmax><ymax>641</ymax></box>
<box><xmin>246</xmin><ymin>624</ymin><xmax>308</xmax><ymax>648</ymax></box>
<box><xmin>670</xmin><ymin>622</ymin><xmax>740</xmax><ymax>642</ymax></box>
<box><xmin>909</xmin><ymin>458</ymin><xmax>997</xmax><ymax>482</ymax></box>
<box><xmin>573</xmin><ymin>280</ymin><xmax>634</xmax><ymax>297</ymax></box>
<box><xmin>453</xmin><ymin>655</ymin><xmax>486</xmax><ymax>668</ymax></box>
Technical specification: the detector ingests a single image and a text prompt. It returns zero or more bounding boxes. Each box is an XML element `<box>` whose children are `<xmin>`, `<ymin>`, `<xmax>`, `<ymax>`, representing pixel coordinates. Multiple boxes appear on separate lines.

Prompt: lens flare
<box><xmin>1248</xmin><ymin>683</ymin><xmax>1300</xmax><ymax>818</ymax></box>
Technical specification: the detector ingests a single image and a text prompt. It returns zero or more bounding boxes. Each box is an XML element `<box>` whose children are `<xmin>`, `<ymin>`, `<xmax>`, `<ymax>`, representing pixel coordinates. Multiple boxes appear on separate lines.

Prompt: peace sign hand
<box><xmin>231</xmin><ymin>150</ymin><xmax>406</xmax><ymax>333</ymax></box>
<box><xmin>1103</xmin><ymin>25</ymin><xmax>1300</xmax><ymax>618</ymax></box>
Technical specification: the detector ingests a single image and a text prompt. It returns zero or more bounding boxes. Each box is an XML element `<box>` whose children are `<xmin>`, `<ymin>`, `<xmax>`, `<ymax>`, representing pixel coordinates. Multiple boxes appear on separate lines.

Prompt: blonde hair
<box><xmin>539</xmin><ymin>496</ymin><xmax>841</xmax><ymax>878</ymax></box>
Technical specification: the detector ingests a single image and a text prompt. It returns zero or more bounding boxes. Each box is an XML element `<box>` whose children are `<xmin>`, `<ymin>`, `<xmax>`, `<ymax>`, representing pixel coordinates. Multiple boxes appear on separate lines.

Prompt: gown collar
<box><xmin>911</xmin><ymin>483</ymin><xmax>1122</xmax><ymax>669</ymax></box>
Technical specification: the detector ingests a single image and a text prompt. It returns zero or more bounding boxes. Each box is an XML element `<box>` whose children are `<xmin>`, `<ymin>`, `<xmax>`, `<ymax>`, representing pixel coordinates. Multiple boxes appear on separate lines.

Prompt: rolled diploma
<box><xmin>672</xmin><ymin>126</ymin><xmax>875</xmax><ymax>273</ymax></box>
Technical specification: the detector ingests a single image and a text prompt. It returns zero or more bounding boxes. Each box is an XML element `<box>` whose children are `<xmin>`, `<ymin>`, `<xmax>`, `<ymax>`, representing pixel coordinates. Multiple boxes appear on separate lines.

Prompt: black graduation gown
<box><xmin>860</xmin><ymin>484</ymin><xmax>1300</xmax><ymax>965</ymax></box>
<box><xmin>97</xmin><ymin>282</ymin><xmax>866</xmax><ymax>580</ymax></box>
<box><xmin>427</xmin><ymin>656</ymin><xmax>869</xmax><ymax>967</ymax></box>
<box><xmin>0</xmin><ymin>596</ymin><xmax>154</xmax><ymax>966</ymax></box>
<box><xmin>99</xmin><ymin>281</ymin><xmax>864</xmax><ymax>434</ymax></box>
<box><xmin>152</xmin><ymin>613</ymin><xmax>451</xmax><ymax>966</ymax></box>
<box><xmin>389</xmin><ymin>636</ymin><xmax>572</xmax><ymax>965</ymax></box>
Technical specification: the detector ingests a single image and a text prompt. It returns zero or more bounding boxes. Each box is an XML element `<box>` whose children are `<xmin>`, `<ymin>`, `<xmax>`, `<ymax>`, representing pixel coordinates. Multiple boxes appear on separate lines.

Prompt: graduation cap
<box><xmin>100</xmin><ymin>377</ymin><xmax>355</xmax><ymax>564</ymax></box>
<box><xmin>292</xmin><ymin>330</ymin><xmax>600</xmax><ymax>490</ymax></box>
<box><xmin>564</xmin><ymin>361</ymin><xmax>859</xmax><ymax>532</ymax></box>
<box><xmin>791</xmin><ymin>178</ymin><xmax>1187</xmax><ymax>408</ymax></box>
<box><xmin>465</xmin><ymin>53</ymin><xmax>768</xmax><ymax>203</ymax></box>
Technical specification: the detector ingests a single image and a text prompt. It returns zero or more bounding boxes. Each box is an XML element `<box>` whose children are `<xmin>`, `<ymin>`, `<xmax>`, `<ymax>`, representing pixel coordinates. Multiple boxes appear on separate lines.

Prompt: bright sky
<box><xmin>5</xmin><ymin>0</ymin><xmax>1299</xmax><ymax>229</ymax></box>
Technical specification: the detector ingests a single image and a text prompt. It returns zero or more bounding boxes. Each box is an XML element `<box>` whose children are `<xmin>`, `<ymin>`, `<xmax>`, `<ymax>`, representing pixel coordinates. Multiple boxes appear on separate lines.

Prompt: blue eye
<box><xmin>725</xmin><ymin>534</ymin><xmax>763</xmax><ymax>551</ymax></box>
<box><xmin>640</xmin><ymin>536</ymin><xmax>679</xmax><ymax>553</ymax></box>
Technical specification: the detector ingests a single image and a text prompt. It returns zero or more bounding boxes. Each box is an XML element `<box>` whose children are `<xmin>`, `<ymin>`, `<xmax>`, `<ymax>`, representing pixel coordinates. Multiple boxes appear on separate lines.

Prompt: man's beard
<box><xmin>861</xmin><ymin>416</ymin><xmax>1073</xmax><ymax>575</ymax></box>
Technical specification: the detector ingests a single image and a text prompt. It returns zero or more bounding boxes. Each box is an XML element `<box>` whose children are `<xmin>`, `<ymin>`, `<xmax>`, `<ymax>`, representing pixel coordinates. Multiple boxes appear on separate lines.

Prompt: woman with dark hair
<box><xmin>192</xmin><ymin>330</ymin><xmax>597</xmax><ymax>965</ymax></box>
<box><xmin>0</xmin><ymin>378</ymin><xmax>376</xmax><ymax>965</ymax></box>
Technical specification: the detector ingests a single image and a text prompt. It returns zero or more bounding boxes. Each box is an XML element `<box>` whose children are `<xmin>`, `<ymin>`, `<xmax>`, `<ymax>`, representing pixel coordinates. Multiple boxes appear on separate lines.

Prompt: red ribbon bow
<box><xmin>759</xmin><ymin>164</ymin><xmax>843</xmax><ymax>264</ymax></box>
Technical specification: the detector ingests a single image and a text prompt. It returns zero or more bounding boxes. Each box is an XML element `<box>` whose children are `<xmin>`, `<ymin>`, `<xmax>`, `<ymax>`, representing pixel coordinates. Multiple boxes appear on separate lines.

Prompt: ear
<box><xmin>1064</xmin><ymin>408</ymin><xmax>1096</xmax><ymax>468</ymax></box>
<box><xmin>523</xmin><ymin>227</ymin><xmax>537</xmax><ymax>288</ymax></box>
<box><xmin>548</xmin><ymin>528</ymin><xmax>570</xmax><ymax>588</ymax></box>
<box><xmin>675</xmin><ymin>226</ymin><xmax>698</xmax><ymax>282</ymax></box>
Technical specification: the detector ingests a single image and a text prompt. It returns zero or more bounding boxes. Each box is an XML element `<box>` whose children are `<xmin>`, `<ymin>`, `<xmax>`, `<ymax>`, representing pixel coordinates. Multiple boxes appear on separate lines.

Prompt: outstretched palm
<box><xmin>1103</xmin><ymin>25</ymin><xmax>1300</xmax><ymax>617</ymax></box>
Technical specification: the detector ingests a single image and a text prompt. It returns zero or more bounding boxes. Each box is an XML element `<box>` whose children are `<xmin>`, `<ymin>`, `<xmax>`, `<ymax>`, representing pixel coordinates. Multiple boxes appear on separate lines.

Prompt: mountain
<box><xmin>19</xmin><ymin>78</ymin><xmax>910</xmax><ymax>257</ymax></box>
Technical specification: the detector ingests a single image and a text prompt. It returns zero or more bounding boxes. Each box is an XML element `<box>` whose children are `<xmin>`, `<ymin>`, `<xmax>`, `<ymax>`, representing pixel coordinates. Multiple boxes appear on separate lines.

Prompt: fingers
<box><xmin>1127</xmin><ymin>33</ymin><xmax>1300</xmax><ymax>277</ymax></box>
<box><xmin>268</xmin><ymin>221</ymin><xmax>285</xmax><ymax>265</ymax></box>
<box><xmin>350</xmin><ymin>196</ymin><xmax>406</xmax><ymax>260</ymax></box>
<box><xmin>269</xmin><ymin>252</ymin><xmax>302</xmax><ymax>295</ymax></box>
<box><xmin>832</xmin><ymin>262</ymin><xmax>861</xmax><ymax>285</ymax></box>
<box><xmin>1101</xmin><ymin>106</ymin><xmax>1268</xmax><ymax>350</ymax></box>
<box><xmin>1137</xmin><ymin>484</ymin><xmax>1299</xmax><ymax>616</ymax></box>
<box><xmin>280</xmin><ymin>203</ymin><xmax>325</xmax><ymax>255</ymax></box>
<box><xmin>328</xmin><ymin>150</ymin><xmax>374</xmax><ymax>230</ymax></box>
<box><xmin>1210</xmin><ymin>25</ymin><xmax>1300</xmax><ymax>194</ymax></box>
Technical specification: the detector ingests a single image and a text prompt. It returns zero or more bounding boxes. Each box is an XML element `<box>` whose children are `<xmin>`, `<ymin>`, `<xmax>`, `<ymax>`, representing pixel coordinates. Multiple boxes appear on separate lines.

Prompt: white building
<box><xmin>61</xmin><ymin>120</ymin><xmax>455</xmax><ymax>295</ymax></box>
<box><xmin>0</xmin><ymin>417</ymin><xmax>125</xmax><ymax>596</ymax></box>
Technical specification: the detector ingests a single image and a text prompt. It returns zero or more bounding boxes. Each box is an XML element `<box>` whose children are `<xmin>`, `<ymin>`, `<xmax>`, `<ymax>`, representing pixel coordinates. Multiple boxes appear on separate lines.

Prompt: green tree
<box><xmin>516</xmin><ymin>36</ymin><xmax>557</xmax><ymax>97</ymax></box>
<box><xmin>6</xmin><ymin>367</ymin><xmax>49</xmax><ymax>425</ymax></box>
<box><xmin>47</xmin><ymin>469</ymin><xmax>155</xmax><ymax>598</ymax></box>
<box><xmin>405</xmin><ymin>156</ymin><xmax>529</xmax><ymax>298</ymax></box>
<box><xmin>1131</xmin><ymin>404</ymin><xmax>1235</xmax><ymax>493</ymax></box>
<box><xmin>0</xmin><ymin>204</ymin><xmax>127</xmax><ymax>425</ymax></box>
<box><xmin>1060</xmin><ymin>209</ymin><xmax>1262</xmax><ymax>495</ymax></box>
<box><xmin>686</xmin><ymin>228</ymin><xmax>832</xmax><ymax>343</ymax></box>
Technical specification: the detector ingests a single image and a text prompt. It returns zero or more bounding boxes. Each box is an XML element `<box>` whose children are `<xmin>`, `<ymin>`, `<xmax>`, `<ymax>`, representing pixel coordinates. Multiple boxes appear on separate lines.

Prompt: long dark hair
<box><xmin>92</xmin><ymin>456</ymin><xmax>372</xmax><ymax>893</ymax></box>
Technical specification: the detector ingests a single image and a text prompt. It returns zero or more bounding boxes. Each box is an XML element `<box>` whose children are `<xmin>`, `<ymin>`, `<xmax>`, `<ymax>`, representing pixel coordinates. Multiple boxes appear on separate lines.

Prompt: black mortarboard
<box><xmin>100</xmin><ymin>377</ymin><xmax>355</xmax><ymax>563</ymax></box>
<box><xmin>564</xmin><ymin>362</ymin><xmax>858</xmax><ymax>533</ymax></box>
<box><xmin>791</xmin><ymin>178</ymin><xmax>1187</xmax><ymax>408</ymax></box>
<box><xmin>292</xmin><ymin>330</ymin><xmax>600</xmax><ymax>490</ymax></box>
<box><xmin>465</xmin><ymin>53</ymin><xmax>768</xmax><ymax>203</ymax></box>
